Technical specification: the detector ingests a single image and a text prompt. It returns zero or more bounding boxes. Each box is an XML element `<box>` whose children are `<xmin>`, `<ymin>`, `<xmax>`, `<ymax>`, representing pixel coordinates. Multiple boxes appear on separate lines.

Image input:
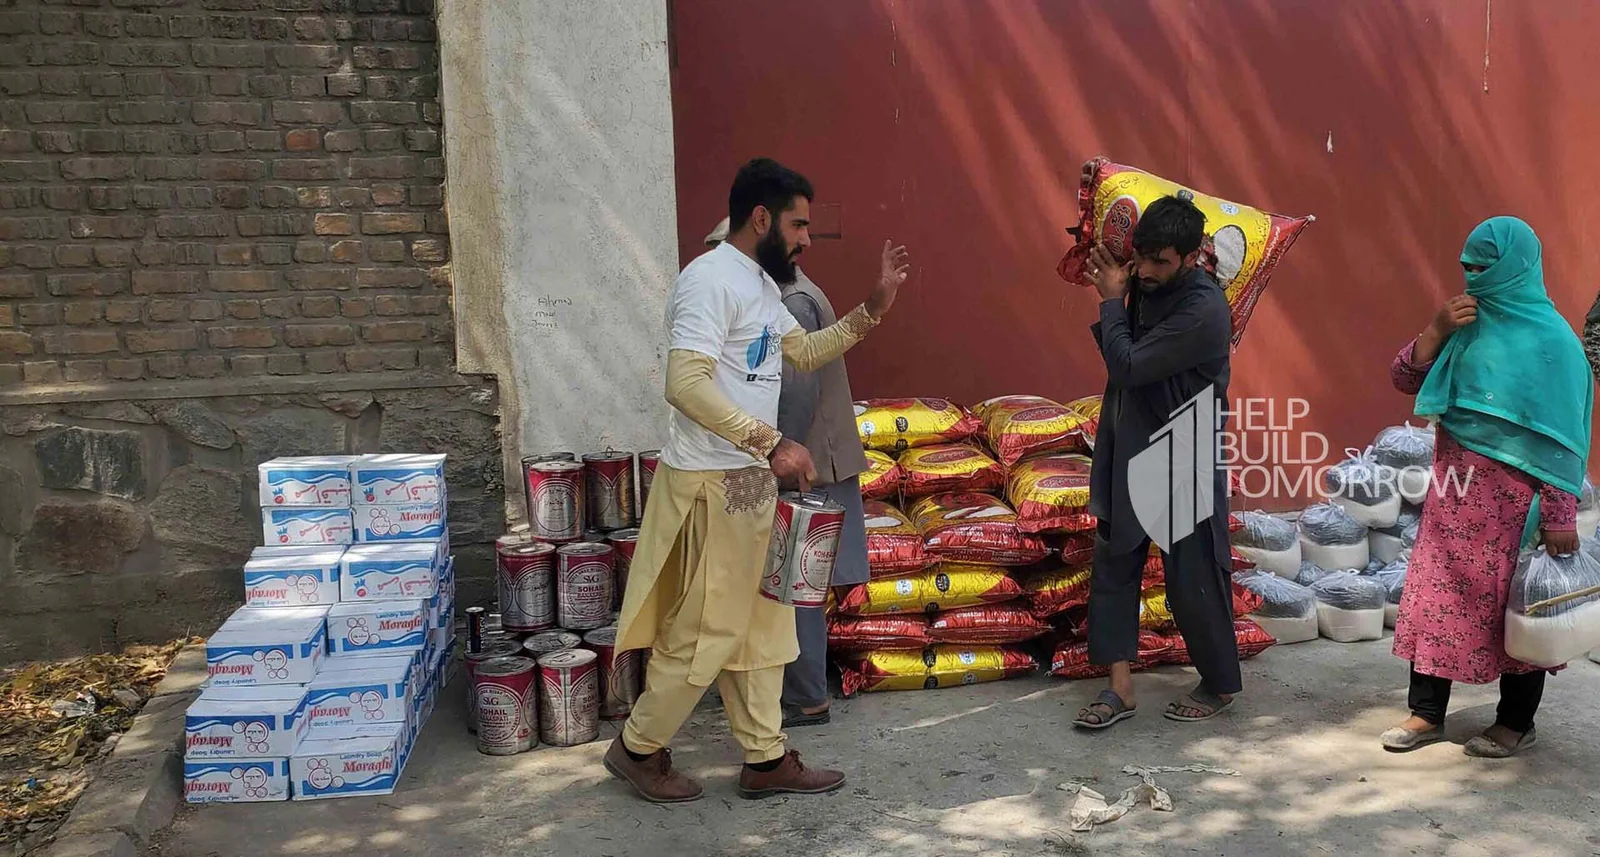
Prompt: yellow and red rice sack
<box><xmin>836</xmin><ymin>563</ymin><xmax>1022</xmax><ymax>615</ymax></box>
<box><xmin>1022</xmin><ymin>564</ymin><xmax>1092</xmax><ymax>620</ymax></box>
<box><xmin>928</xmin><ymin>604</ymin><xmax>1050</xmax><ymax>646</ymax></box>
<box><xmin>863</xmin><ymin>500</ymin><xmax>933</xmax><ymax>578</ymax></box>
<box><xmin>910</xmin><ymin>492</ymin><xmax>1050</xmax><ymax>566</ymax></box>
<box><xmin>840</xmin><ymin>645</ymin><xmax>1037</xmax><ymax>694</ymax></box>
<box><xmin>826</xmin><ymin>614</ymin><xmax>932</xmax><ymax>651</ymax></box>
<box><xmin>1050</xmin><ymin>631</ymin><xmax>1171</xmax><ymax>680</ymax></box>
<box><xmin>1006</xmin><ymin>454</ymin><xmax>1095</xmax><ymax>535</ymax></box>
<box><xmin>1161</xmin><ymin>619</ymin><xmax>1276</xmax><ymax>664</ymax></box>
<box><xmin>860</xmin><ymin>450</ymin><xmax>903</xmax><ymax>501</ymax></box>
<box><xmin>1055</xmin><ymin>157</ymin><xmax>1314</xmax><ymax>348</ymax></box>
<box><xmin>898</xmin><ymin>443</ymin><xmax>1004</xmax><ymax>498</ymax></box>
<box><xmin>854</xmin><ymin>398</ymin><xmax>981</xmax><ymax>454</ymax></box>
<box><xmin>975</xmin><ymin>395</ymin><xmax>1094</xmax><ymax>467</ymax></box>
<box><xmin>1065</xmin><ymin>395</ymin><xmax>1102</xmax><ymax>448</ymax></box>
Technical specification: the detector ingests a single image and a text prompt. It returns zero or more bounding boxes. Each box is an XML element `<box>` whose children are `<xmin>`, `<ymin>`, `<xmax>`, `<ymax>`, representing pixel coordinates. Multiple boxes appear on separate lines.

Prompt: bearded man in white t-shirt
<box><xmin>607</xmin><ymin>158</ymin><xmax>911</xmax><ymax>803</ymax></box>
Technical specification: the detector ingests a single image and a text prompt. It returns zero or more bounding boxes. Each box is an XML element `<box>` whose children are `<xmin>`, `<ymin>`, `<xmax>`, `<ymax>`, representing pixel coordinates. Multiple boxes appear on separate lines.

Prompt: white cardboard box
<box><xmin>323</xmin><ymin>651</ymin><xmax>423</xmax><ymax>705</ymax></box>
<box><xmin>305</xmin><ymin>659</ymin><xmax>413</xmax><ymax>730</ymax></box>
<box><xmin>352</xmin><ymin>454</ymin><xmax>447</xmax><ymax>505</ymax></box>
<box><xmin>291</xmin><ymin>723</ymin><xmax>406</xmax><ymax>800</ymax></box>
<box><xmin>242</xmin><ymin>547</ymin><xmax>344</xmax><ymax>607</ymax></box>
<box><xmin>184</xmin><ymin>758</ymin><xmax>290</xmax><ymax>803</ymax></box>
<box><xmin>340</xmin><ymin>542</ymin><xmax>438</xmax><ymax>601</ymax></box>
<box><xmin>257</xmin><ymin>456</ymin><xmax>357</xmax><ymax>507</ymax></box>
<box><xmin>262</xmin><ymin>507</ymin><xmax>354</xmax><ymax>546</ymax></box>
<box><xmin>325</xmin><ymin>600</ymin><xmax>428</xmax><ymax>655</ymax></box>
<box><xmin>184</xmin><ymin>685</ymin><xmax>308</xmax><ymax>759</ymax></box>
<box><xmin>352</xmin><ymin>501</ymin><xmax>447</xmax><ymax>542</ymax></box>
<box><xmin>205</xmin><ymin>606</ymin><xmax>328</xmax><ymax>686</ymax></box>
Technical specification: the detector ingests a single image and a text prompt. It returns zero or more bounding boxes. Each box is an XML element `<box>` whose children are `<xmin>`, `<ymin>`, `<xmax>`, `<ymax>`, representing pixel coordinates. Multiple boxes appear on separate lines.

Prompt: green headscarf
<box><xmin>1413</xmin><ymin>217</ymin><xmax>1592</xmax><ymax>537</ymax></box>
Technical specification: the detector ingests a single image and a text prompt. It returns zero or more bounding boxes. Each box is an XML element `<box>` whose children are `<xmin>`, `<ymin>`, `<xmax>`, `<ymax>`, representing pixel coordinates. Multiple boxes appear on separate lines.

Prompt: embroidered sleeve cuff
<box><xmin>841</xmin><ymin>303</ymin><xmax>881</xmax><ymax>338</ymax></box>
<box><xmin>737</xmin><ymin>422</ymin><xmax>783</xmax><ymax>459</ymax></box>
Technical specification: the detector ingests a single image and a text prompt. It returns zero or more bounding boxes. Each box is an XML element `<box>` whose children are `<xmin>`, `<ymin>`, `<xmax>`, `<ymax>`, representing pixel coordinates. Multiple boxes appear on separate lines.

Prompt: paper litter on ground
<box><xmin>1057</xmin><ymin>764</ymin><xmax>1239</xmax><ymax>831</ymax></box>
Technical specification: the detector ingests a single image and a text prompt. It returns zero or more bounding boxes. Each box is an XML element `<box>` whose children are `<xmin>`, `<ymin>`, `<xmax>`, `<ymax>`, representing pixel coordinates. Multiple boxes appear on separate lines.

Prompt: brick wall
<box><xmin>0</xmin><ymin>0</ymin><xmax>507</xmax><ymax>663</ymax></box>
<box><xmin>0</xmin><ymin>0</ymin><xmax>452</xmax><ymax>386</ymax></box>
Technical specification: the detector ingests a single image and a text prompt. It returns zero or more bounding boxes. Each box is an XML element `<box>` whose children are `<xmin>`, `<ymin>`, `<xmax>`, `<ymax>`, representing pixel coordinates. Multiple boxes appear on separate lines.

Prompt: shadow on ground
<box><xmin>148</xmin><ymin>638</ymin><xmax>1600</xmax><ymax>857</ymax></box>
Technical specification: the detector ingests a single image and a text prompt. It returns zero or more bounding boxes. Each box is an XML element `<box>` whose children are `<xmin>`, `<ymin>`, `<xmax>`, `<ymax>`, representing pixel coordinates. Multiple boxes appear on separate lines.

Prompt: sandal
<box><xmin>1073</xmin><ymin>689</ymin><xmax>1137</xmax><ymax>730</ymax></box>
<box><xmin>1380</xmin><ymin>723</ymin><xmax>1444</xmax><ymax>752</ymax></box>
<box><xmin>1463</xmin><ymin>727</ymin><xmax>1537</xmax><ymax>758</ymax></box>
<box><xmin>1163</xmin><ymin>685</ymin><xmax>1233</xmax><ymax>722</ymax></box>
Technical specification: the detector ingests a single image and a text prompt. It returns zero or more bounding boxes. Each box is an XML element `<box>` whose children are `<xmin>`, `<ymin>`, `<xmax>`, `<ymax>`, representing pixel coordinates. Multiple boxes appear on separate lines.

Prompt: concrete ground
<box><xmin>147</xmin><ymin>639</ymin><xmax>1600</xmax><ymax>857</ymax></box>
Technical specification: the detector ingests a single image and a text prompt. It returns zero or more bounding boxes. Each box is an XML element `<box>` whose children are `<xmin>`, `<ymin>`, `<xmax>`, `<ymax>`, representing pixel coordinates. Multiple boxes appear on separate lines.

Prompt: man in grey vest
<box><xmin>705</xmin><ymin>218</ymin><xmax>905</xmax><ymax>727</ymax></box>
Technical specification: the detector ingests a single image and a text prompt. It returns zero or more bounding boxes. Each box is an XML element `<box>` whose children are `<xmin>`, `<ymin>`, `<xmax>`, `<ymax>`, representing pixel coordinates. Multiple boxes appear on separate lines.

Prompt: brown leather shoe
<box><xmin>737</xmin><ymin>750</ymin><xmax>846</xmax><ymax>799</ymax></box>
<box><xmin>603</xmin><ymin>737</ymin><xmax>703</xmax><ymax>803</ymax></box>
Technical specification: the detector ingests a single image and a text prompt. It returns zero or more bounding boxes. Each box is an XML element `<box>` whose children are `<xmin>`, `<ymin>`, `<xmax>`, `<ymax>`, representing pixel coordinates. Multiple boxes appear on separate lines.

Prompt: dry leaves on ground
<box><xmin>0</xmin><ymin>639</ymin><xmax>194</xmax><ymax>851</ymax></box>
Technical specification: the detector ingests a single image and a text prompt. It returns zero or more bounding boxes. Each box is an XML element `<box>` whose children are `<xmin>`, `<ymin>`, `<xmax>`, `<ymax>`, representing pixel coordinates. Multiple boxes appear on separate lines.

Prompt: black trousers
<box><xmin>1409</xmin><ymin>665</ymin><xmax>1546</xmax><ymax>733</ymax></box>
<box><xmin>1087</xmin><ymin>523</ymin><xmax>1243</xmax><ymax>695</ymax></box>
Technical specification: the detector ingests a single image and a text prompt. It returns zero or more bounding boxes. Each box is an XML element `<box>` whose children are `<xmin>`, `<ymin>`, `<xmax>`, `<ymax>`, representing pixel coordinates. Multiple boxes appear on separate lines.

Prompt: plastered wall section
<box><xmin>437</xmin><ymin>0</ymin><xmax>676</xmax><ymax>522</ymax></box>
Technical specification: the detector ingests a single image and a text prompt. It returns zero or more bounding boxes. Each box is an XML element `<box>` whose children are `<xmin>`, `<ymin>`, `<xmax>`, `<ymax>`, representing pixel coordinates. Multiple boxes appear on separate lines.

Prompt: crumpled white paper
<box><xmin>1057</xmin><ymin>764</ymin><xmax>1238</xmax><ymax>831</ymax></box>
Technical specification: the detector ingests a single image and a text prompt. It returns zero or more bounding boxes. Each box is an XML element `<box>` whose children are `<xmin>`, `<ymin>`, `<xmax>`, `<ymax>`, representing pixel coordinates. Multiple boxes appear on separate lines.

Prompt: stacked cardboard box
<box><xmin>184</xmin><ymin>454</ymin><xmax>457</xmax><ymax>803</ymax></box>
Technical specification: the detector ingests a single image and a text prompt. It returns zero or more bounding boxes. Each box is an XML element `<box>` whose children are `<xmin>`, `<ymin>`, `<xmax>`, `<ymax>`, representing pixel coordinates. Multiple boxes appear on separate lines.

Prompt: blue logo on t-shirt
<box><xmin>746</xmin><ymin>325</ymin><xmax>778</xmax><ymax>371</ymax></box>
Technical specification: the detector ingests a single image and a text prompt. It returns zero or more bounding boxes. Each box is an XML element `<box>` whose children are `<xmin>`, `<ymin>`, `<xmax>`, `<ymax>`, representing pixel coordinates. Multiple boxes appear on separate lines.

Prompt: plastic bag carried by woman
<box><xmin>1230</xmin><ymin>510</ymin><xmax>1301</xmax><ymax>578</ymax></box>
<box><xmin>1298</xmin><ymin>502</ymin><xmax>1371</xmax><ymax>571</ymax></box>
<box><xmin>1504</xmin><ymin>546</ymin><xmax>1600</xmax><ymax>668</ymax></box>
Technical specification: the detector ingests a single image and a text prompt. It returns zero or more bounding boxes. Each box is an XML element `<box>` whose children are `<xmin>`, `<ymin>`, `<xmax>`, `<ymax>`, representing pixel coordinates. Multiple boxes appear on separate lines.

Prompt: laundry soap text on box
<box><xmin>353</xmin><ymin>501</ymin><xmax>447</xmax><ymax>542</ymax></box>
<box><xmin>184</xmin><ymin>685</ymin><xmax>308</xmax><ymax>759</ymax></box>
<box><xmin>353</xmin><ymin>454</ymin><xmax>447</xmax><ymax>505</ymax></box>
<box><xmin>291</xmin><ymin>722</ymin><xmax>409</xmax><ymax>801</ymax></box>
<box><xmin>263</xmin><ymin>507</ymin><xmax>354</xmax><ymax>546</ymax></box>
<box><xmin>184</xmin><ymin>758</ymin><xmax>291</xmax><ymax>804</ymax></box>
<box><xmin>341</xmin><ymin>542</ymin><xmax>439</xmax><ymax>601</ymax></box>
<box><xmin>243</xmin><ymin>546</ymin><xmax>344</xmax><ymax>607</ymax></box>
<box><xmin>305</xmin><ymin>658</ymin><xmax>413</xmax><ymax>730</ymax></box>
<box><xmin>205</xmin><ymin>606</ymin><xmax>329</xmax><ymax>686</ymax></box>
<box><xmin>325</xmin><ymin>599</ymin><xmax>429</xmax><ymax>655</ymax></box>
<box><xmin>257</xmin><ymin>456</ymin><xmax>357</xmax><ymax>507</ymax></box>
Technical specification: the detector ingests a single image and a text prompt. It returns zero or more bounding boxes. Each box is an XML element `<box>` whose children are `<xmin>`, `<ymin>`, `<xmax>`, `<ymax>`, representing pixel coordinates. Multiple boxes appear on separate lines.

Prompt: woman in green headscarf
<box><xmin>1380</xmin><ymin>216</ymin><xmax>1592</xmax><ymax>757</ymax></box>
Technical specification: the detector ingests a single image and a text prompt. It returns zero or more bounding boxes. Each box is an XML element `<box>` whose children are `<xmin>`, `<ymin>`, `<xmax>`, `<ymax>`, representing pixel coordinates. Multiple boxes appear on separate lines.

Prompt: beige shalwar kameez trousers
<box><xmin>616</xmin><ymin>260</ymin><xmax>877</xmax><ymax>763</ymax></box>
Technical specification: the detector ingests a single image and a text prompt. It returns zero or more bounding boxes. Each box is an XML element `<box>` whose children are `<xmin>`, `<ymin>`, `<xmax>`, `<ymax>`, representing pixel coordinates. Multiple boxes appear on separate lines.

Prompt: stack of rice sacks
<box><xmin>830</xmin><ymin>396</ymin><xmax>1104</xmax><ymax>692</ymax></box>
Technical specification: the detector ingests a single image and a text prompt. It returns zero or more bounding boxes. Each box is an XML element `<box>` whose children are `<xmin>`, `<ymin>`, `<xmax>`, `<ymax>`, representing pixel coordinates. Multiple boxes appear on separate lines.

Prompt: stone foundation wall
<box><xmin>0</xmin><ymin>381</ymin><xmax>501</xmax><ymax>663</ymax></box>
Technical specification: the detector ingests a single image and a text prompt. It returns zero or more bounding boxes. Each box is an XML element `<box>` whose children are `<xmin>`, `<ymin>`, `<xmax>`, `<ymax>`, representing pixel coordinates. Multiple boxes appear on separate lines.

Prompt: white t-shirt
<box><xmin>662</xmin><ymin>242</ymin><xmax>800</xmax><ymax>472</ymax></box>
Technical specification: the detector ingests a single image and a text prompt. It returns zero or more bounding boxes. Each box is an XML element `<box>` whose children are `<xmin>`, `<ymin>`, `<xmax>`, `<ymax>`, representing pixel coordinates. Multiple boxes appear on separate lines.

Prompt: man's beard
<box><xmin>755</xmin><ymin>226</ymin><xmax>799</xmax><ymax>285</ymax></box>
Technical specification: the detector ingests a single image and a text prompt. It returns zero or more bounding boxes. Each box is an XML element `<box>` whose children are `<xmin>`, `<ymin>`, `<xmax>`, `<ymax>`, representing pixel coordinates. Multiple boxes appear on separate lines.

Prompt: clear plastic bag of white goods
<box><xmin>1311</xmin><ymin>571</ymin><xmax>1386</xmax><ymax>642</ymax></box>
<box><xmin>1232</xmin><ymin>510</ymin><xmax>1297</xmax><ymax>550</ymax></box>
<box><xmin>1396</xmin><ymin>466</ymin><xmax>1431</xmax><ymax>505</ymax></box>
<box><xmin>1369</xmin><ymin>528</ymin><xmax>1407</xmax><ymax>565</ymax></box>
<box><xmin>1375</xmin><ymin>504</ymin><xmax>1422</xmax><ymax>537</ymax></box>
<box><xmin>1323</xmin><ymin>449</ymin><xmax>1400</xmax><ymax>529</ymax></box>
<box><xmin>1235</xmin><ymin>568</ymin><xmax>1319</xmax><ymax>646</ymax></box>
<box><xmin>1372</xmin><ymin>423</ymin><xmax>1434</xmax><ymax>470</ymax></box>
<box><xmin>1298</xmin><ymin>502</ymin><xmax>1370</xmax><ymax>570</ymax></box>
<box><xmin>1294</xmin><ymin>560</ymin><xmax>1331</xmax><ymax>587</ymax></box>
<box><xmin>1231</xmin><ymin>511</ymin><xmax>1301</xmax><ymax>578</ymax></box>
<box><xmin>1504</xmin><ymin>546</ymin><xmax>1600</xmax><ymax>667</ymax></box>
<box><xmin>1577</xmin><ymin>479</ymin><xmax>1600</xmax><ymax>539</ymax></box>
